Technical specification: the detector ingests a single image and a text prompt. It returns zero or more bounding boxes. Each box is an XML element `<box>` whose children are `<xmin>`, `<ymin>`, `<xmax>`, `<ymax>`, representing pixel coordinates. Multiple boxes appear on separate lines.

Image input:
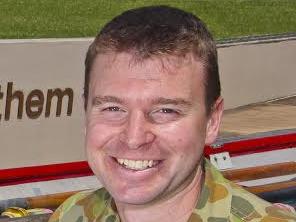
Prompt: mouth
<box><xmin>114</xmin><ymin>158</ymin><xmax>160</xmax><ymax>171</ymax></box>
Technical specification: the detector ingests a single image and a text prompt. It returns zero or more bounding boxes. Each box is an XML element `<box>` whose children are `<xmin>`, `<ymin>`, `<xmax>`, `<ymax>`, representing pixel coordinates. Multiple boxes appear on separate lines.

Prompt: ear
<box><xmin>205</xmin><ymin>97</ymin><xmax>224</xmax><ymax>145</ymax></box>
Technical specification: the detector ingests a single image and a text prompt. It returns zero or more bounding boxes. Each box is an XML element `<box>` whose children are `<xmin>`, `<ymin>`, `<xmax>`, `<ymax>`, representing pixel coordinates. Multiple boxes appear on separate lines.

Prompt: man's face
<box><xmin>85</xmin><ymin>52</ymin><xmax>221</xmax><ymax>205</ymax></box>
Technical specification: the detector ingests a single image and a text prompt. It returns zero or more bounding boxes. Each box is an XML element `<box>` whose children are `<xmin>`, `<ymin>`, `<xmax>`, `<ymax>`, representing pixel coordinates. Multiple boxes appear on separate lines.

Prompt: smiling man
<box><xmin>49</xmin><ymin>5</ymin><xmax>296</xmax><ymax>222</ymax></box>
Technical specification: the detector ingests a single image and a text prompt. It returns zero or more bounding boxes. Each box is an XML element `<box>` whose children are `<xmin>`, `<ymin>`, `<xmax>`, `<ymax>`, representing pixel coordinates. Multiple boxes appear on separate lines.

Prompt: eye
<box><xmin>97</xmin><ymin>106</ymin><xmax>127</xmax><ymax>122</ymax></box>
<box><xmin>159</xmin><ymin>108</ymin><xmax>177</xmax><ymax>114</ymax></box>
<box><xmin>150</xmin><ymin>108</ymin><xmax>180</xmax><ymax>123</ymax></box>
<box><xmin>103</xmin><ymin>106</ymin><xmax>122</xmax><ymax>112</ymax></box>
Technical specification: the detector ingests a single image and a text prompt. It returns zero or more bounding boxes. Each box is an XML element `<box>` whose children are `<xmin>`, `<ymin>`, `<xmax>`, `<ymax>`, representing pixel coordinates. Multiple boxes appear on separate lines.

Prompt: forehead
<box><xmin>91</xmin><ymin>52</ymin><xmax>204</xmax><ymax>80</ymax></box>
<box><xmin>89</xmin><ymin>52</ymin><xmax>206</xmax><ymax>101</ymax></box>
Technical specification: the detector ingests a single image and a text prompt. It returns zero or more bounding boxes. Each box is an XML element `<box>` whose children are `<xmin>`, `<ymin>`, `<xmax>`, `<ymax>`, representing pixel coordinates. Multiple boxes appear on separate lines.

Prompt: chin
<box><xmin>113</xmin><ymin>194</ymin><xmax>159</xmax><ymax>205</ymax></box>
<box><xmin>110</xmin><ymin>185</ymin><xmax>166</xmax><ymax>205</ymax></box>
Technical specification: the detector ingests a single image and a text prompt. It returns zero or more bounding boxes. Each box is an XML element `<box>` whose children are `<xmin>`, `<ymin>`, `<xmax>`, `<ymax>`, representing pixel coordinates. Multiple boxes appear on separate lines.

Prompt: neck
<box><xmin>115</xmin><ymin>164</ymin><xmax>203</xmax><ymax>222</ymax></box>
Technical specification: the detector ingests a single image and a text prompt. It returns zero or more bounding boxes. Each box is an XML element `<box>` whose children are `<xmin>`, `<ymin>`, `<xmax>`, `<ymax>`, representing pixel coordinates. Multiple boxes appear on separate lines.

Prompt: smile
<box><xmin>115</xmin><ymin>158</ymin><xmax>159</xmax><ymax>171</ymax></box>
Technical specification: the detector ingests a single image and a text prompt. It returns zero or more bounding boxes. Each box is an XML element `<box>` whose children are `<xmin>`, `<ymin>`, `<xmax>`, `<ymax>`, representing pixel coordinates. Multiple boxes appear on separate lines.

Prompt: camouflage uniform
<box><xmin>49</xmin><ymin>159</ymin><xmax>296</xmax><ymax>222</ymax></box>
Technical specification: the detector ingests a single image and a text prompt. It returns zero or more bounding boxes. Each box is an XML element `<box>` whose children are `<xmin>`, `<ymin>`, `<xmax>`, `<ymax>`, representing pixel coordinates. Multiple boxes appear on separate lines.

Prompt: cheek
<box><xmin>85</xmin><ymin>122</ymin><xmax>113</xmax><ymax>152</ymax></box>
<box><xmin>85</xmin><ymin>124</ymin><xmax>111</xmax><ymax>175</ymax></box>
<box><xmin>159</xmin><ymin>117</ymin><xmax>207</xmax><ymax>151</ymax></box>
<box><xmin>158</xmin><ymin>122</ymin><xmax>207</xmax><ymax>173</ymax></box>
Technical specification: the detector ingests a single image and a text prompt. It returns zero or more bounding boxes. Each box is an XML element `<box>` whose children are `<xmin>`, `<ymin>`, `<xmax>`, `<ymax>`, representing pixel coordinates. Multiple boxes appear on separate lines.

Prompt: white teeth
<box><xmin>116</xmin><ymin>158</ymin><xmax>156</xmax><ymax>170</ymax></box>
<box><xmin>135</xmin><ymin>160</ymin><xmax>142</xmax><ymax>168</ymax></box>
<box><xmin>129</xmin><ymin>160</ymin><xmax>135</xmax><ymax>168</ymax></box>
<box><xmin>148</xmin><ymin>160</ymin><xmax>153</xmax><ymax>167</ymax></box>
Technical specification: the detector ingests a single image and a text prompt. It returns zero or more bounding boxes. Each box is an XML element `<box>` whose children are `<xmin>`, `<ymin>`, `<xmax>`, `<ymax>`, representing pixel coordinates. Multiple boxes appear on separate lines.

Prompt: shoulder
<box><xmin>229</xmin><ymin>183</ymin><xmax>296</xmax><ymax>221</ymax></box>
<box><xmin>48</xmin><ymin>188</ymin><xmax>112</xmax><ymax>222</ymax></box>
<box><xmin>201</xmin><ymin>159</ymin><xmax>296</xmax><ymax>221</ymax></box>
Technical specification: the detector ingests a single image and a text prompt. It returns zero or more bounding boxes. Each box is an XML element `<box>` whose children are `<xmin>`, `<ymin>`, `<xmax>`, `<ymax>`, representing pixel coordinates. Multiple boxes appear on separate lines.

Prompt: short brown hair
<box><xmin>84</xmin><ymin>5</ymin><xmax>220</xmax><ymax>114</ymax></box>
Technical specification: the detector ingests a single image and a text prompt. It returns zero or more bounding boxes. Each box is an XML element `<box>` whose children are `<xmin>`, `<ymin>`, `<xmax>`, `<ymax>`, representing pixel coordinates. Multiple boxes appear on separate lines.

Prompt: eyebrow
<box><xmin>92</xmin><ymin>96</ymin><xmax>124</xmax><ymax>106</ymax></box>
<box><xmin>151</xmin><ymin>97</ymin><xmax>192</xmax><ymax>107</ymax></box>
<box><xmin>92</xmin><ymin>96</ymin><xmax>192</xmax><ymax>107</ymax></box>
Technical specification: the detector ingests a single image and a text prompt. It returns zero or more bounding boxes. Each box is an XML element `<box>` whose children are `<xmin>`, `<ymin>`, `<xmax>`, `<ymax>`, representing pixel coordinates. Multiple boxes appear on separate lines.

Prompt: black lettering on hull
<box><xmin>0</xmin><ymin>82</ymin><xmax>74</xmax><ymax>121</ymax></box>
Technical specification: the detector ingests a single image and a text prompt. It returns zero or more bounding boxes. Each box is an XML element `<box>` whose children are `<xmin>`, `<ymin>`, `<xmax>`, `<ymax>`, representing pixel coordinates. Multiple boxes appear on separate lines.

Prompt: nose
<box><xmin>119</xmin><ymin>111</ymin><xmax>155</xmax><ymax>149</ymax></box>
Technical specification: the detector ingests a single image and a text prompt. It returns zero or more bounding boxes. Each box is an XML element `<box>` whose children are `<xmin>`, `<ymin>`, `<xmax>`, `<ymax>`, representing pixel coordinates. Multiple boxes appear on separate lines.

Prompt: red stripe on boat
<box><xmin>204</xmin><ymin>132</ymin><xmax>296</xmax><ymax>157</ymax></box>
<box><xmin>0</xmin><ymin>161</ymin><xmax>93</xmax><ymax>186</ymax></box>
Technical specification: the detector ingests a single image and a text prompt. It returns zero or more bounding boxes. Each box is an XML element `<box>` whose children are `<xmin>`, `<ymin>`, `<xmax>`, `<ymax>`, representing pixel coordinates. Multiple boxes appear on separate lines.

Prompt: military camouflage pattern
<box><xmin>49</xmin><ymin>159</ymin><xmax>296</xmax><ymax>222</ymax></box>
